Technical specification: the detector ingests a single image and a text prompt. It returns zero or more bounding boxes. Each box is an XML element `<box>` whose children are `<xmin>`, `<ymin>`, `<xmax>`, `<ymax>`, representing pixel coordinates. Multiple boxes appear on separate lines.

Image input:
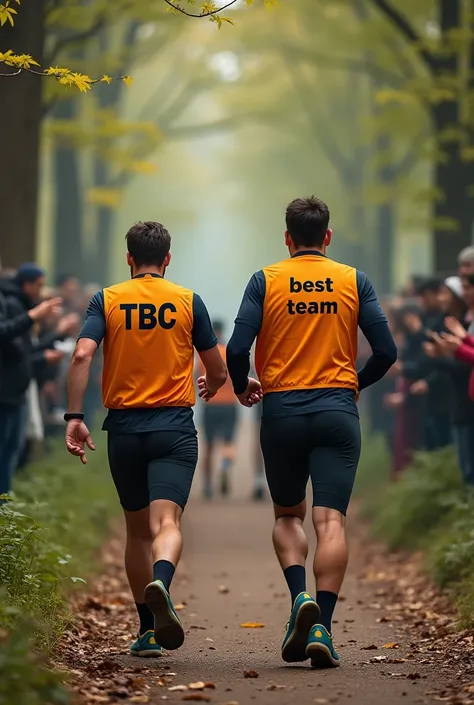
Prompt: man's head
<box><xmin>458</xmin><ymin>246</ymin><xmax>474</xmax><ymax>277</ymax></box>
<box><xmin>212</xmin><ymin>320</ymin><xmax>224</xmax><ymax>342</ymax></box>
<box><xmin>14</xmin><ymin>263</ymin><xmax>45</xmax><ymax>304</ymax></box>
<box><xmin>285</xmin><ymin>196</ymin><xmax>332</xmax><ymax>254</ymax></box>
<box><xmin>126</xmin><ymin>221</ymin><xmax>171</xmax><ymax>276</ymax></box>
<box><xmin>462</xmin><ymin>273</ymin><xmax>474</xmax><ymax>310</ymax></box>
<box><xmin>416</xmin><ymin>277</ymin><xmax>442</xmax><ymax>313</ymax></box>
<box><xmin>57</xmin><ymin>274</ymin><xmax>81</xmax><ymax>305</ymax></box>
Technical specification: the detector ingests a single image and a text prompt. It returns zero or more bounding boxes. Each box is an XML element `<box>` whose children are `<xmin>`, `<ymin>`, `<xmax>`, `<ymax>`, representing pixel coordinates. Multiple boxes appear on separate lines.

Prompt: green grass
<box><xmin>0</xmin><ymin>439</ymin><xmax>119</xmax><ymax>703</ymax></box>
<box><xmin>357</xmin><ymin>435</ymin><xmax>474</xmax><ymax>626</ymax></box>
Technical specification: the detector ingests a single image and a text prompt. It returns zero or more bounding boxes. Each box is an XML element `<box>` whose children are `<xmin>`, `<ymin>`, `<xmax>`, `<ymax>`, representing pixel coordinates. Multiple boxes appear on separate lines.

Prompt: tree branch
<box><xmin>369</xmin><ymin>0</ymin><xmax>438</xmax><ymax>72</ymax></box>
<box><xmin>162</xmin><ymin>0</ymin><xmax>239</xmax><ymax>18</ymax></box>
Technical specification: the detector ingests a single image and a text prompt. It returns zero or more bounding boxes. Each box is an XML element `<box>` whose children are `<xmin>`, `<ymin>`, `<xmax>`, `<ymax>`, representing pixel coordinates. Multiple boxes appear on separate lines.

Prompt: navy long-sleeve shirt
<box><xmin>227</xmin><ymin>252</ymin><xmax>397</xmax><ymax>419</ymax></box>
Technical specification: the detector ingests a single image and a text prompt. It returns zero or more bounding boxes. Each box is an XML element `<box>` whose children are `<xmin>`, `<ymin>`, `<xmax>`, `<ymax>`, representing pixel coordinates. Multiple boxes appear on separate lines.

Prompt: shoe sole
<box><xmin>306</xmin><ymin>642</ymin><xmax>340</xmax><ymax>669</ymax></box>
<box><xmin>131</xmin><ymin>649</ymin><xmax>164</xmax><ymax>658</ymax></box>
<box><xmin>144</xmin><ymin>582</ymin><xmax>185</xmax><ymax>651</ymax></box>
<box><xmin>282</xmin><ymin>601</ymin><xmax>321</xmax><ymax>663</ymax></box>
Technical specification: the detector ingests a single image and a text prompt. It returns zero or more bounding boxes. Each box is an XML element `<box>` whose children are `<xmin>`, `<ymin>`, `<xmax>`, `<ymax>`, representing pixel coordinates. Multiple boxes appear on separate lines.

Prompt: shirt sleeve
<box><xmin>192</xmin><ymin>293</ymin><xmax>217</xmax><ymax>352</ymax></box>
<box><xmin>227</xmin><ymin>272</ymin><xmax>266</xmax><ymax>394</ymax></box>
<box><xmin>78</xmin><ymin>291</ymin><xmax>106</xmax><ymax>346</ymax></box>
<box><xmin>356</xmin><ymin>271</ymin><xmax>397</xmax><ymax>390</ymax></box>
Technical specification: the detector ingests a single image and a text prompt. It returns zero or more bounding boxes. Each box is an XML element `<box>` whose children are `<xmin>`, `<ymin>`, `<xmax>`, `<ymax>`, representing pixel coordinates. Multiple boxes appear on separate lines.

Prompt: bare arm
<box><xmin>197</xmin><ymin>346</ymin><xmax>227</xmax><ymax>400</ymax></box>
<box><xmin>67</xmin><ymin>338</ymin><xmax>97</xmax><ymax>414</ymax></box>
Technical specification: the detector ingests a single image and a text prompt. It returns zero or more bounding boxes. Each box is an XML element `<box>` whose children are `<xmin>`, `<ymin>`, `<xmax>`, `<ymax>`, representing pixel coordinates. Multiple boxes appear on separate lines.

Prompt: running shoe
<box><xmin>144</xmin><ymin>579</ymin><xmax>185</xmax><ymax>651</ymax></box>
<box><xmin>306</xmin><ymin>624</ymin><xmax>341</xmax><ymax>668</ymax></box>
<box><xmin>130</xmin><ymin>630</ymin><xmax>164</xmax><ymax>657</ymax></box>
<box><xmin>281</xmin><ymin>592</ymin><xmax>320</xmax><ymax>663</ymax></box>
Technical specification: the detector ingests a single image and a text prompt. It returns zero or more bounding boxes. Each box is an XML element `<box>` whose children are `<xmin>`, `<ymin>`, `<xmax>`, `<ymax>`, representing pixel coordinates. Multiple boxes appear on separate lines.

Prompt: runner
<box><xmin>64</xmin><ymin>221</ymin><xmax>226</xmax><ymax>657</ymax></box>
<box><xmin>198</xmin><ymin>320</ymin><xmax>238</xmax><ymax>499</ymax></box>
<box><xmin>227</xmin><ymin>196</ymin><xmax>396</xmax><ymax>668</ymax></box>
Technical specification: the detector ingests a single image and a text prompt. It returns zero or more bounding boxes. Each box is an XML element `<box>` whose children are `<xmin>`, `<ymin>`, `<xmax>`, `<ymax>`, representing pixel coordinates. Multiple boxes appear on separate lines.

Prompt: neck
<box><xmin>290</xmin><ymin>245</ymin><xmax>325</xmax><ymax>257</ymax></box>
<box><xmin>132</xmin><ymin>264</ymin><xmax>165</xmax><ymax>278</ymax></box>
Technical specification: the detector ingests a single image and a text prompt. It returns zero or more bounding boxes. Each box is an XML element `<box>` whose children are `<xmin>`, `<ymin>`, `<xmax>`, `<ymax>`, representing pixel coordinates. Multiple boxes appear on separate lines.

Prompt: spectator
<box><xmin>56</xmin><ymin>274</ymin><xmax>82</xmax><ymax>315</ymax></box>
<box><xmin>0</xmin><ymin>264</ymin><xmax>61</xmax><ymax>495</ymax></box>
<box><xmin>458</xmin><ymin>246</ymin><xmax>474</xmax><ymax>278</ymax></box>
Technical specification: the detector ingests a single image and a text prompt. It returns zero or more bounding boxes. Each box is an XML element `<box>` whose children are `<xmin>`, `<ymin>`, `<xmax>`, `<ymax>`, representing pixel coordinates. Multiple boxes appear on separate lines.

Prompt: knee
<box><xmin>313</xmin><ymin>508</ymin><xmax>345</xmax><ymax>540</ymax></box>
<box><xmin>150</xmin><ymin>514</ymin><xmax>180</xmax><ymax>538</ymax></box>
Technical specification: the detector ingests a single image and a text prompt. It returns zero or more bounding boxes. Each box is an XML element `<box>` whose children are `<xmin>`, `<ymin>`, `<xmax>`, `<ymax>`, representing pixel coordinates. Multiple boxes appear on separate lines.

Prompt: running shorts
<box><xmin>107</xmin><ymin>431</ymin><xmax>198</xmax><ymax>512</ymax></box>
<box><xmin>260</xmin><ymin>410</ymin><xmax>361</xmax><ymax>515</ymax></box>
<box><xmin>203</xmin><ymin>404</ymin><xmax>237</xmax><ymax>443</ymax></box>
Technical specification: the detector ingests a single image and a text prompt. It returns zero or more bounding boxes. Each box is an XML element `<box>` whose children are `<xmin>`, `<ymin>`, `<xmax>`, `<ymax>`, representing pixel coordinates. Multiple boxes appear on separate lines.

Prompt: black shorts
<box><xmin>260</xmin><ymin>411</ymin><xmax>361</xmax><ymax>515</ymax></box>
<box><xmin>107</xmin><ymin>431</ymin><xmax>198</xmax><ymax>512</ymax></box>
<box><xmin>203</xmin><ymin>404</ymin><xmax>237</xmax><ymax>443</ymax></box>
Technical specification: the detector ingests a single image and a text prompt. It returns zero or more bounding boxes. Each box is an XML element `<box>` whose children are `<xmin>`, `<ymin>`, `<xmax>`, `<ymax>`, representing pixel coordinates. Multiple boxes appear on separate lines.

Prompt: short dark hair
<box><xmin>126</xmin><ymin>221</ymin><xmax>171</xmax><ymax>267</ymax></box>
<box><xmin>285</xmin><ymin>196</ymin><xmax>330</xmax><ymax>248</ymax></box>
<box><xmin>416</xmin><ymin>277</ymin><xmax>441</xmax><ymax>296</ymax></box>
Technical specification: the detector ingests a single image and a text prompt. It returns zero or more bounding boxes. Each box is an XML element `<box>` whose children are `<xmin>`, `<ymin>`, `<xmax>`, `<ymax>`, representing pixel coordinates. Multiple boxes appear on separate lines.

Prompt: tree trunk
<box><xmin>87</xmin><ymin>157</ymin><xmax>112</xmax><ymax>286</ymax></box>
<box><xmin>432</xmin><ymin>0</ymin><xmax>474</xmax><ymax>271</ymax></box>
<box><xmin>375</xmin><ymin>134</ymin><xmax>395</xmax><ymax>295</ymax></box>
<box><xmin>0</xmin><ymin>0</ymin><xmax>45</xmax><ymax>268</ymax></box>
<box><xmin>52</xmin><ymin>99</ymin><xmax>84</xmax><ymax>280</ymax></box>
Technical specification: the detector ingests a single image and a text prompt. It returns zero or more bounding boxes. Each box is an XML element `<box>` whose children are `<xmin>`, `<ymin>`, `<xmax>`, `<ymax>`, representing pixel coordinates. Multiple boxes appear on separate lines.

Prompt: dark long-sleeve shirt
<box><xmin>227</xmin><ymin>253</ymin><xmax>397</xmax><ymax>420</ymax></box>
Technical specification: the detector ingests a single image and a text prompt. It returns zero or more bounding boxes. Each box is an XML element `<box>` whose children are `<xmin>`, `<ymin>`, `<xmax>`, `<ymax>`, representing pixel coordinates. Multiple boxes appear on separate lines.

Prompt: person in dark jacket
<box><xmin>0</xmin><ymin>264</ymin><xmax>61</xmax><ymax>495</ymax></box>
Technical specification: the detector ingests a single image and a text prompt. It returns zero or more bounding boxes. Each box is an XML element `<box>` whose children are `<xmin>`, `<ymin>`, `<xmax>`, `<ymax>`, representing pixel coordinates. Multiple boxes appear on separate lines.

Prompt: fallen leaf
<box><xmin>240</xmin><ymin>623</ymin><xmax>265</xmax><ymax>629</ymax></box>
<box><xmin>205</xmin><ymin>637</ymin><xmax>214</xmax><ymax>642</ymax></box>
<box><xmin>130</xmin><ymin>697</ymin><xmax>150</xmax><ymax>703</ymax></box>
<box><xmin>383</xmin><ymin>642</ymin><xmax>400</xmax><ymax>649</ymax></box>
<box><xmin>204</xmin><ymin>683</ymin><xmax>216</xmax><ymax>690</ymax></box>
<box><xmin>221</xmin><ymin>702</ymin><xmax>239</xmax><ymax>705</ymax></box>
<box><xmin>182</xmin><ymin>695</ymin><xmax>211</xmax><ymax>702</ymax></box>
<box><xmin>407</xmin><ymin>673</ymin><xmax>421</xmax><ymax>680</ymax></box>
<box><xmin>169</xmin><ymin>685</ymin><xmax>188</xmax><ymax>692</ymax></box>
<box><xmin>175</xmin><ymin>603</ymin><xmax>186</xmax><ymax>611</ymax></box>
<box><xmin>370</xmin><ymin>656</ymin><xmax>388</xmax><ymax>663</ymax></box>
<box><xmin>189</xmin><ymin>683</ymin><xmax>206</xmax><ymax>690</ymax></box>
<box><xmin>314</xmin><ymin>700</ymin><xmax>329</xmax><ymax>704</ymax></box>
<box><xmin>389</xmin><ymin>673</ymin><xmax>405</xmax><ymax>678</ymax></box>
<box><xmin>266</xmin><ymin>685</ymin><xmax>286</xmax><ymax>691</ymax></box>
<box><xmin>244</xmin><ymin>670</ymin><xmax>259</xmax><ymax>679</ymax></box>
<box><xmin>361</xmin><ymin>644</ymin><xmax>378</xmax><ymax>650</ymax></box>
<box><xmin>218</xmin><ymin>585</ymin><xmax>230</xmax><ymax>594</ymax></box>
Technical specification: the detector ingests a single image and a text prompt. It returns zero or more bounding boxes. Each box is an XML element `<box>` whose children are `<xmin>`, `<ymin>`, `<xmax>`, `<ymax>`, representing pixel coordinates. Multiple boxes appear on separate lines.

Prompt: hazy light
<box><xmin>137</xmin><ymin>23</ymin><xmax>156</xmax><ymax>41</ymax></box>
<box><xmin>208</xmin><ymin>51</ymin><xmax>241</xmax><ymax>82</ymax></box>
<box><xmin>425</xmin><ymin>20</ymin><xmax>440</xmax><ymax>38</ymax></box>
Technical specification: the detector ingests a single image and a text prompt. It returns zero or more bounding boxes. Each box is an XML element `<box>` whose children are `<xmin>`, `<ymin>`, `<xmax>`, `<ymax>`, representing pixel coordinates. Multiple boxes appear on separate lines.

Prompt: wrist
<box><xmin>234</xmin><ymin>377</ymin><xmax>249</xmax><ymax>396</ymax></box>
<box><xmin>64</xmin><ymin>412</ymin><xmax>84</xmax><ymax>422</ymax></box>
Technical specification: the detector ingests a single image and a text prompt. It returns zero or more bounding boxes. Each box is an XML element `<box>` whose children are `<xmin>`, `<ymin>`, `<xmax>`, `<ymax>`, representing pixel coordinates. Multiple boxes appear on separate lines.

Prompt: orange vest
<box><xmin>255</xmin><ymin>255</ymin><xmax>359</xmax><ymax>394</ymax></box>
<box><xmin>102</xmin><ymin>275</ymin><xmax>195</xmax><ymax>409</ymax></box>
<box><xmin>197</xmin><ymin>343</ymin><xmax>236</xmax><ymax>405</ymax></box>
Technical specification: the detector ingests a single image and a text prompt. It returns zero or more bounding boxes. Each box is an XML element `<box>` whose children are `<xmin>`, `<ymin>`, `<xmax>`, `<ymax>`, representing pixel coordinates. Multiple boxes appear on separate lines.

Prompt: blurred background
<box><xmin>1</xmin><ymin>0</ymin><xmax>474</xmax><ymax>495</ymax></box>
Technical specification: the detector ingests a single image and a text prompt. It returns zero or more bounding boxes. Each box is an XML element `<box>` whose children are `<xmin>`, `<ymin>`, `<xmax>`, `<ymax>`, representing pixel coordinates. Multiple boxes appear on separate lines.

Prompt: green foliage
<box><xmin>357</xmin><ymin>437</ymin><xmax>474</xmax><ymax>626</ymax></box>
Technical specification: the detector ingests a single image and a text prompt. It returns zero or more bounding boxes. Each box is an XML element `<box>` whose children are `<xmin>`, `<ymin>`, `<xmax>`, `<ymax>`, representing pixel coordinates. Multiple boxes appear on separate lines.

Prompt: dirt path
<box><xmin>61</xmin><ymin>416</ymin><xmax>474</xmax><ymax>705</ymax></box>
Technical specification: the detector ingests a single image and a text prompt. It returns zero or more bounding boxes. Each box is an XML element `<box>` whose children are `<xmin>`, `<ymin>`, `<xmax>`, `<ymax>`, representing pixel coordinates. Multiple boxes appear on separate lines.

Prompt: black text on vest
<box><xmin>120</xmin><ymin>303</ymin><xmax>177</xmax><ymax>329</ymax></box>
<box><xmin>287</xmin><ymin>277</ymin><xmax>338</xmax><ymax>315</ymax></box>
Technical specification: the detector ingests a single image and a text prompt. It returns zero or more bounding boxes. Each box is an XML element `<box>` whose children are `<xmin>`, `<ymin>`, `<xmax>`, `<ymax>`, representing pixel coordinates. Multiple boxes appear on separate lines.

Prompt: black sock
<box><xmin>136</xmin><ymin>602</ymin><xmax>154</xmax><ymax>635</ymax></box>
<box><xmin>153</xmin><ymin>560</ymin><xmax>175</xmax><ymax>591</ymax></box>
<box><xmin>283</xmin><ymin>565</ymin><xmax>306</xmax><ymax>605</ymax></box>
<box><xmin>317</xmin><ymin>591</ymin><xmax>338</xmax><ymax>634</ymax></box>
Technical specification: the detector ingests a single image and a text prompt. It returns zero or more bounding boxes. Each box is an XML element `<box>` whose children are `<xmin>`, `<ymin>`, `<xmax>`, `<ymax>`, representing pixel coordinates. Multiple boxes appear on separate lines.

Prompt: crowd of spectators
<box><xmin>0</xmin><ymin>265</ymin><xmax>102</xmax><ymax>497</ymax></box>
<box><xmin>363</xmin><ymin>246</ymin><xmax>474</xmax><ymax>484</ymax></box>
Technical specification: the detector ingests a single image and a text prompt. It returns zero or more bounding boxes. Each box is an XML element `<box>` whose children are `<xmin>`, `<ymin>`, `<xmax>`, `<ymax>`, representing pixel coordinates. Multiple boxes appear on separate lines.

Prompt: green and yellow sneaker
<box><xmin>281</xmin><ymin>592</ymin><xmax>320</xmax><ymax>663</ymax></box>
<box><xmin>306</xmin><ymin>624</ymin><xmax>340</xmax><ymax>668</ymax></box>
<box><xmin>144</xmin><ymin>579</ymin><xmax>185</xmax><ymax>651</ymax></box>
<box><xmin>130</xmin><ymin>630</ymin><xmax>164</xmax><ymax>658</ymax></box>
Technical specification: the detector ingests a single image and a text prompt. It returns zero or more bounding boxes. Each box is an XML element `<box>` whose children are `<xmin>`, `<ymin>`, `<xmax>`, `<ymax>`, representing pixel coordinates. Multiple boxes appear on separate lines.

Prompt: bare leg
<box><xmin>124</xmin><ymin>507</ymin><xmax>153</xmax><ymax>603</ymax></box>
<box><xmin>273</xmin><ymin>501</ymin><xmax>308</xmax><ymax>570</ymax></box>
<box><xmin>312</xmin><ymin>507</ymin><xmax>348</xmax><ymax>594</ymax></box>
<box><xmin>149</xmin><ymin>499</ymin><xmax>183</xmax><ymax>569</ymax></box>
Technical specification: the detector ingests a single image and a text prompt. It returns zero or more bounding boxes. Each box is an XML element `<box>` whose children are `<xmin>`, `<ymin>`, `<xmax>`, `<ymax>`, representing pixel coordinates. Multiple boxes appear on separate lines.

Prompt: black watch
<box><xmin>64</xmin><ymin>412</ymin><xmax>84</xmax><ymax>422</ymax></box>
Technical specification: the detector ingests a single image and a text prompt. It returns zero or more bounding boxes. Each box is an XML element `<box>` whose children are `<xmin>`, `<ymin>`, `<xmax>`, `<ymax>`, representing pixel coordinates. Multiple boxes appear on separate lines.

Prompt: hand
<box><xmin>439</xmin><ymin>332</ymin><xmax>463</xmax><ymax>355</ymax></box>
<box><xmin>197</xmin><ymin>375</ymin><xmax>218</xmax><ymax>402</ymax></box>
<box><xmin>56</xmin><ymin>312</ymin><xmax>80</xmax><ymax>336</ymax></box>
<box><xmin>29</xmin><ymin>297</ymin><xmax>62</xmax><ymax>322</ymax></box>
<box><xmin>44</xmin><ymin>349</ymin><xmax>64</xmax><ymax>364</ymax></box>
<box><xmin>445</xmin><ymin>317</ymin><xmax>467</xmax><ymax>340</ymax></box>
<box><xmin>65</xmin><ymin>420</ymin><xmax>95</xmax><ymax>465</ymax></box>
<box><xmin>410</xmin><ymin>379</ymin><xmax>429</xmax><ymax>395</ymax></box>
<box><xmin>404</xmin><ymin>312</ymin><xmax>422</xmax><ymax>334</ymax></box>
<box><xmin>423</xmin><ymin>340</ymin><xmax>437</xmax><ymax>358</ymax></box>
<box><xmin>237</xmin><ymin>377</ymin><xmax>263</xmax><ymax>408</ymax></box>
<box><xmin>384</xmin><ymin>392</ymin><xmax>404</xmax><ymax>409</ymax></box>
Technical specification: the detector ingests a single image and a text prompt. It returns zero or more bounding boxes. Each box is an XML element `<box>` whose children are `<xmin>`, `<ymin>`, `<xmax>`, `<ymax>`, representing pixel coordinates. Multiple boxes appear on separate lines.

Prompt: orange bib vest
<box><xmin>255</xmin><ymin>255</ymin><xmax>359</xmax><ymax>394</ymax></box>
<box><xmin>102</xmin><ymin>275</ymin><xmax>195</xmax><ymax>409</ymax></box>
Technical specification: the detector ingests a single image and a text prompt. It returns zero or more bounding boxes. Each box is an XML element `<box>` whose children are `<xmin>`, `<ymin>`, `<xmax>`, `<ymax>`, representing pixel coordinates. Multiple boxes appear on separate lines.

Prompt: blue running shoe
<box><xmin>144</xmin><ymin>579</ymin><xmax>185</xmax><ymax>651</ymax></box>
<box><xmin>281</xmin><ymin>592</ymin><xmax>320</xmax><ymax>663</ymax></box>
<box><xmin>306</xmin><ymin>624</ymin><xmax>340</xmax><ymax>668</ymax></box>
<box><xmin>130</xmin><ymin>630</ymin><xmax>164</xmax><ymax>658</ymax></box>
